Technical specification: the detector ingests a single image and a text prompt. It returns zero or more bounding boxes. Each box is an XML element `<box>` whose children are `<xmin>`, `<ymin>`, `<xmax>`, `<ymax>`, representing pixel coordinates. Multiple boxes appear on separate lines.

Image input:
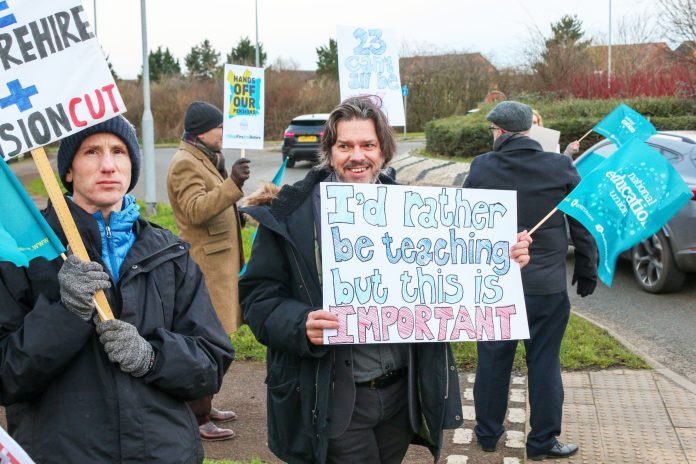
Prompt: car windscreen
<box><xmin>290</xmin><ymin>120</ymin><xmax>326</xmax><ymax>127</ymax></box>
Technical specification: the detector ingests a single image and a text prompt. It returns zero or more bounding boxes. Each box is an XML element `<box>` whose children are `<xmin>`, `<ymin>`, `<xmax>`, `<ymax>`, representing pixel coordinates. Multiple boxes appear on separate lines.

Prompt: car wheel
<box><xmin>631</xmin><ymin>231</ymin><xmax>685</xmax><ymax>293</ymax></box>
<box><xmin>286</xmin><ymin>157</ymin><xmax>295</xmax><ymax>168</ymax></box>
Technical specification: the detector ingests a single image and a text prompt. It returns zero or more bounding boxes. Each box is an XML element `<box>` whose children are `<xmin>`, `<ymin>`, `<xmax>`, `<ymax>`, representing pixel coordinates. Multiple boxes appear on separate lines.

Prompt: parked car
<box><xmin>281</xmin><ymin>114</ymin><xmax>329</xmax><ymax>168</ymax></box>
<box><xmin>574</xmin><ymin>131</ymin><xmax>696</xmax><ymax>293</ymax></box>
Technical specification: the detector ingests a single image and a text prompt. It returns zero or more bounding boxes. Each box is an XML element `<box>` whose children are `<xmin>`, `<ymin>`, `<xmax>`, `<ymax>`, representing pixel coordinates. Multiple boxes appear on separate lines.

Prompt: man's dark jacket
<box><xmin>0</xmin><ymin>199</ymin><xmax>235</xmax><ymax>463</ymax></box>
<box><xmin>463</xmin><ymin>133</ymin><xmax>597</xmax><ymax>293</ymax></box>
<box><xmin>239</xmin><ymin>168</ymin><xmax>463</xmax><ymax>464</ymax></box>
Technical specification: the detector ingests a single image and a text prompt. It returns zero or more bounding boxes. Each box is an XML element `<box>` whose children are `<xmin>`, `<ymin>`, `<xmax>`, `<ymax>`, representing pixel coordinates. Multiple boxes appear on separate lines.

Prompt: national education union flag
<box><xmin>0</xmin><ymin>159</ymin><xmax>65</xmax><ymax>267</ymax></box>
<box><xmin>592</xmin><ymin>103</ymin><xmax>656</xmax><ymax>148</ymax></box>
<box><xmin>574</xmin><ymin>151</ymin><xmax>606</xmax><ymax>178</ymax></box>
<box><xmin>557</xmin><ymin>139</ymin><xmax>692</xmax><ymax>287</ymax></box>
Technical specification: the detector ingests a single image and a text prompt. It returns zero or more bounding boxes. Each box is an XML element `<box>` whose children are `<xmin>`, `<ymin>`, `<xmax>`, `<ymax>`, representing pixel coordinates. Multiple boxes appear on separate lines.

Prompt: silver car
<box><xmin>575</xmin><ymin>131</ymin><xmax>696</xmax><ymax>293</ymax></box>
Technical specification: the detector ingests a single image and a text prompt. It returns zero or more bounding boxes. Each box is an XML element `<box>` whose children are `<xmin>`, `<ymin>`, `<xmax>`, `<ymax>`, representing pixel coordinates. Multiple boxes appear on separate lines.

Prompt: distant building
<box><xmin>400</xmin><ymin>52</ymin><xmax>497</xmax><ymax>76</ymax></box>
<box><xmin>588</xmin><ymin>42</ymin><xmax>676</xmax><ymax>74</ymax></box>
<box><xmin>675</xmin><ymin>41</ymin><xmax>696</xmax><ymax>63</ymax></box>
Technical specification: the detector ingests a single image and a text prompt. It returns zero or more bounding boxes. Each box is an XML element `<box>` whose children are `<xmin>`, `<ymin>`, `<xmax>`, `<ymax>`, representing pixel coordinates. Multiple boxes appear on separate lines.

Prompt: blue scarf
<box><xmin>92</xmin><ymin>195</ymin><xmax>140</xmax><ymax>282</ymax></box>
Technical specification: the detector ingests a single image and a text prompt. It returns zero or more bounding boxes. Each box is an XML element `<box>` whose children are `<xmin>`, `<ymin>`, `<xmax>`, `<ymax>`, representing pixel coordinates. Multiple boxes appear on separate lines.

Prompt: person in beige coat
<box><xmin>167</xmin><ymin>101</ymin><xmax>251</xmax><ymax>441</ymax></box>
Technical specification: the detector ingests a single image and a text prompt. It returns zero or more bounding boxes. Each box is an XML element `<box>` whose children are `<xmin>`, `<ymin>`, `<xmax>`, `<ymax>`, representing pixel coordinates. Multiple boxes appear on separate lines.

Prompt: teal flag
<box><xmin>592</xmin><ymin>103</ymin><xmax>656</xmax><ymax>147</ymax></box>
<box><xmin>0</xmin><ymin>160</ymin><xmax>65</xmax><ymax>267</ymax></box>
<box><xmin>575</xmin><ymin>151</ymin><xmax>606</xmax><ymax>178</ymax></box>
<box><xmin>558</xmin><ymin>139</ymin><xmax>692</xmax><ymax>286</ymax></box>
<box><xmin>239</xmin><ymin>157</ymin><xmax>288</xmax><ymax>277</ymax></box>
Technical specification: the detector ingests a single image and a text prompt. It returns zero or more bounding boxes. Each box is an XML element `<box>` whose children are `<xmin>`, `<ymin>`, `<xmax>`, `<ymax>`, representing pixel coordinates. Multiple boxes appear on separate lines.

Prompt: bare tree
<box><xmin>658</xmin><ymin>0</ymin><xmax>696</xmax><ymax>43</ymax></box>
<box><xmin>616</xmin><ymin>12</ymin><xmax>659</xmax><ymax>44</ymax></box>
<box><xmin>658</xmin><ymin>0</ymin><xmax>696</xmax><ymax>64</ymax></box>
<box><xmin>400</xmin><ymin>51</ymin><xmax>498</xmax><ymax>130</ymax></box>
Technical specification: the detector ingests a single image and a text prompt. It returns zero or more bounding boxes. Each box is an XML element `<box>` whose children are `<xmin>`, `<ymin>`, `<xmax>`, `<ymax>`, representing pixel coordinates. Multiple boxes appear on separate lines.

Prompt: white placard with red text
<box><xmin>0</xmin><ymin>0</ymin><xmax>125</xmax><ymax>159</ymax></box>
<box><xmin>0</xmin><ymin>425</ymin><xmax>35</xmax><ymax>463</ymax></box>
<box><xmin>321</xmin><ymin>183</ymin><xmax>529</xmax><ymax>345</ymax></box>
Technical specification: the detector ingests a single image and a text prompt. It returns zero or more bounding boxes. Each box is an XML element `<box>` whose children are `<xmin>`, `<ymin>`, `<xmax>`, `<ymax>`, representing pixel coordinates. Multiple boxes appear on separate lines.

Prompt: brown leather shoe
<box><xmin>210</xmin><ymin>406</ymin><xmax>238</xmax><ymax>423</ymax></box>
<box><xmin>199</xmin><ymin>420</ymin><xmax>235</xmax><ymax>441</ymax></box>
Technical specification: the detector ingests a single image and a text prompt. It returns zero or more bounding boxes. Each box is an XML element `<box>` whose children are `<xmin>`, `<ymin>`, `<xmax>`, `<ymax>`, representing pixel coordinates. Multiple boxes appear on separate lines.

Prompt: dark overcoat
<box><xmin>464</xmin><ymin>134</ymin><xmax>597</xmax><ymax>293</ymax></box>
<box><xmin>239</xmin><ymin>168</ymin><xmax>463</xmax><ymax>464</ymax></box>
<box><xmin>0</xmin><ymin>200</ymin><xmax>234</xmax><ymax>463</ymax></box>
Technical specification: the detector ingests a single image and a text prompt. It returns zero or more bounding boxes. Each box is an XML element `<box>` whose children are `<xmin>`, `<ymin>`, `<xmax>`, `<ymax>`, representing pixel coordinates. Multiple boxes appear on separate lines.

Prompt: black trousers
<box><xmin>187</xmin><ymin>396</ymin><xmax>212</xmax><ymax>425</ymax></box>
<box><xmin>327</xmin><ymin>376</ymin><xmax>414</xmax><ymax>464</ymax></box>
<box><xmin>474</xmin><ymin>291</ymin><xmax>570</xmax><ymax>456</ymax></box>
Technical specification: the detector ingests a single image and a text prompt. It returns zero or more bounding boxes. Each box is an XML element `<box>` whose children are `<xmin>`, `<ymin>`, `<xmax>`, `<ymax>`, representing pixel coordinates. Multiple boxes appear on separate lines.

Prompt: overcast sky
<box><xmin>83</xmin><ymin>0</ymin><xmax>661</xmax><ymax>80</ymax></box>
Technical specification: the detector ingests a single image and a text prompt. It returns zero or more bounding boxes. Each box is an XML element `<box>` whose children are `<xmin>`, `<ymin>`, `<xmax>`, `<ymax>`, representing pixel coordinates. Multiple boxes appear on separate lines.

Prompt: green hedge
<box><xmin>425</xmin><ymin>97</ymin><xmax>696</xmax><ymax>158</ymax></box>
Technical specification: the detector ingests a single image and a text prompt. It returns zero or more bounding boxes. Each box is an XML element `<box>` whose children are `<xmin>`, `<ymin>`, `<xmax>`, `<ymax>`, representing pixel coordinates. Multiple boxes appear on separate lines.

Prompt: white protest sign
<box><xmin>337</xmin><ymin>26</ymin><xmax>405</xmax><ymax>126</ymax></box>
<box><xmin>529</xmin><ymin>124</ymin><xmax>561</xmax><ymax>153</ymax></box>
<box><xmin>223</xmin><ymin>64</ymin><xmax>264</xmax><ymax>150</ymax></box>
<box><xmin>321</xmin><ymin>183</ymin><xmax>529</xmax><ymax>345</ymax></box>
<box><xmin>0</xmin><ymin>426</ymin><xmax>35</xmax><ymax>463</ymax></box>
<box><xmin>0</xmin><ymin>0</ymin><xmax>125</xmax><ymax>159</ymax></box>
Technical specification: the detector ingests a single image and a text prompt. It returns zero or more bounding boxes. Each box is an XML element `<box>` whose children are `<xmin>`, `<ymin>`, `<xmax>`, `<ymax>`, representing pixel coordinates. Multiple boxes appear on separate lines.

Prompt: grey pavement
<box><xmin>7</xmin><ymin>151</ymin><xmax>696</xmax><ymax>463</ymax></box>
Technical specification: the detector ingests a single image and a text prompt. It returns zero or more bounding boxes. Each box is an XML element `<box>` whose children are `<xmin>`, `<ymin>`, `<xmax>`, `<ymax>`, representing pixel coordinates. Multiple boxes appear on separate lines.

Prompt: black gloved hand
<box><xmin>572</xmin><ymin>275</ymin><xmax>597</xmax><ymax>298</ymax></box>
<box><xmin>230</xmin><ymin>158</ymin><xmax>251</xmax><ymax>188</ymax></box>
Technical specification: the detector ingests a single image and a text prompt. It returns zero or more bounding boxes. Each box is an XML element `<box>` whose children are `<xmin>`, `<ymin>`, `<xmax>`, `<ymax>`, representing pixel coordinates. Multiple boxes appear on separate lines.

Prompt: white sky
<box><xmin>83</xmin><ymin>0</ymin><xmax>660</xmax><ymax>80</ymax></box>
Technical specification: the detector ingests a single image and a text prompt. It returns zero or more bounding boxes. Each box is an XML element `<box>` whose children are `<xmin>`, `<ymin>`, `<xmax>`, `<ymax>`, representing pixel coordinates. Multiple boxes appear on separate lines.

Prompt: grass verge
<box><xmin>411</xmin><ymin>146</ymin><xmax>476</xmax><ymax>164</ymax></box>
<box><xmin>26</xmin><ymin>174</ymin><xmax>65</xmax><ymax>197</ymax></box>
<box><xmin>451</xmin><ymin>313</ymin><xmax>647</xmax><ymax>372</ymax></box>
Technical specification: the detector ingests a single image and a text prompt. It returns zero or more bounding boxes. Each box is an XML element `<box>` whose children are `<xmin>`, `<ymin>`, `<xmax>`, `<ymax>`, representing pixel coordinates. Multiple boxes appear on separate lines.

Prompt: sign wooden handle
<box><xmin>31</xmin><ymin>148</ymin><xmax>114</xmax><ymax>320</ymax></box>
<box><xmin>576</xmin><ymin>128</ymin><xmax>593</xmax><ymax>144</ymax></box>
<box><xmin>529</xmin><ymin>207</ymin><xmax>558</xmax><ymax>237</ymax></box>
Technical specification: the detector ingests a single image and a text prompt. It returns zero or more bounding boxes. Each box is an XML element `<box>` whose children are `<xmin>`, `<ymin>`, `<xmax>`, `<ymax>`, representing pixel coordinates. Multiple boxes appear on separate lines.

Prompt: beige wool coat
<box><xmin>167</xmin><ymin>140</ymin><xmax>245</xmax><ymax>333</ymax></box>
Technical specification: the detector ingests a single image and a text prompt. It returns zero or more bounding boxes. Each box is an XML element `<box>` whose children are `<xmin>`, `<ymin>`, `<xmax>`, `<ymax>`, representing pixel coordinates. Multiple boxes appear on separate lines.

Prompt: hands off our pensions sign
<box><xmin>0</xmin><ymin>0</ymin><xmax>125</xmax><ymax>159</ymax></box>
<box><xmin>321</xmin><ymin>183</ymin><xmax>530</xmax><ymax>345</ymax></box>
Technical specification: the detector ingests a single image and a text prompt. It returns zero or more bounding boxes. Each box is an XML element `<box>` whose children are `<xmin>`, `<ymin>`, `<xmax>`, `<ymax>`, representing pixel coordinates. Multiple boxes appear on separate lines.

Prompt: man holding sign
<box><xmin>464</xmin><ymin>101</ymin><xmax>598</xmax><ymax>461</ymax></box>
<box><xmin>0</xmin><ymin>116</ymin><xmax>234</xmax><ymax>463</ymax></box>
<box><xmin>240</xmin><ymin>97</ymin><xmax>531</xmax><ymax>463</ymax></box>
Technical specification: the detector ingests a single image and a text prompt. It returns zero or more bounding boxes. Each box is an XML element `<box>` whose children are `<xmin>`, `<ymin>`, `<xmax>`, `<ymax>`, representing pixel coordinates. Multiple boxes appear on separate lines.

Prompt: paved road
<box><xmin>567</xmin><ymin>256</ymin><xmax>696</xmax><ymax>384</ymax></box>
<box><xmin>130</xmin><ymin>140</ymin><xmax>424</xmax><ymax>205</ymax></box>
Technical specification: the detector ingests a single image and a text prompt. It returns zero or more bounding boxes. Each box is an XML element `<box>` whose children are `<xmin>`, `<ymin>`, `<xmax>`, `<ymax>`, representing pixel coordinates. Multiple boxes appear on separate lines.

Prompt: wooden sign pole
<box><xmin>529</xmin><ymin>207</ymin><xmax>558</xmax><ymax>237</ymax></box>
<box><xmin>30</xmin><ymin>147</ymin><xmax>114</xmax><ymax>321</ymax></box>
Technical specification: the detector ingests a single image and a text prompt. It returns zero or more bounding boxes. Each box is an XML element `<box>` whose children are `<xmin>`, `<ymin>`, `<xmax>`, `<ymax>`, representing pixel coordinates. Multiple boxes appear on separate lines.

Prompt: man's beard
<box><xmin>335</xmin><ymin>162</ymin><xmax>381</xmax><ymax>184</ymax></box>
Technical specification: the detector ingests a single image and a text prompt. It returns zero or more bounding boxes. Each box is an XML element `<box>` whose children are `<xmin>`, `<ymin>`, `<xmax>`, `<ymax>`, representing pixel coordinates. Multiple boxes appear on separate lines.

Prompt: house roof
<box><xmin>400</xmin><ymin>53</ymin><xmax>497</xmax><ymax>74</ymax></box>
<box><xmin>588</xmin><ymin>42</ymin><xmax>675</xmax><ymax>70</ymax></box>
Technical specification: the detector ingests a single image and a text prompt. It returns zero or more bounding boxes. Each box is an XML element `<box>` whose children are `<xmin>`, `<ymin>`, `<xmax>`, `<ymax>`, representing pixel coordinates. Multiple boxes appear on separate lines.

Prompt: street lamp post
<box><xmin>93</xmin><ymin>0</ymin><xmax>97</xmax><ymax>36</ymax></box>
<box><xmin>608</xmin><ymin>0</ymin><xmax>612</xmax><ymax>92</ymax></box>
<box><xmin>255</xmin><ymin>0</ymin><xmax>260</xmax><ymax>67</ymax></box>
<box><xmin>140</xmin><ymin>0</ymin><xmax>156</xmax><ymax>214</ymax></box>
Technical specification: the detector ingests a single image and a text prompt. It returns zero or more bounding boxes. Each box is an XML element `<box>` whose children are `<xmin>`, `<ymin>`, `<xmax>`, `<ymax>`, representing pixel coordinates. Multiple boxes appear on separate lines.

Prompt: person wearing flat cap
<box><xmin>0</xmin><ymin>115</ymin><xmax>234</xmax><ymax>463</ymax></box>
<box><xmin>463</xmin><ymin>100</ymin><xmax>598</xmax><ymax>461</ymax></box>
<box><xmin>166</xmin><ymin>101</ymin><xmax>250</xmax><ymax>440</ymax></box>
